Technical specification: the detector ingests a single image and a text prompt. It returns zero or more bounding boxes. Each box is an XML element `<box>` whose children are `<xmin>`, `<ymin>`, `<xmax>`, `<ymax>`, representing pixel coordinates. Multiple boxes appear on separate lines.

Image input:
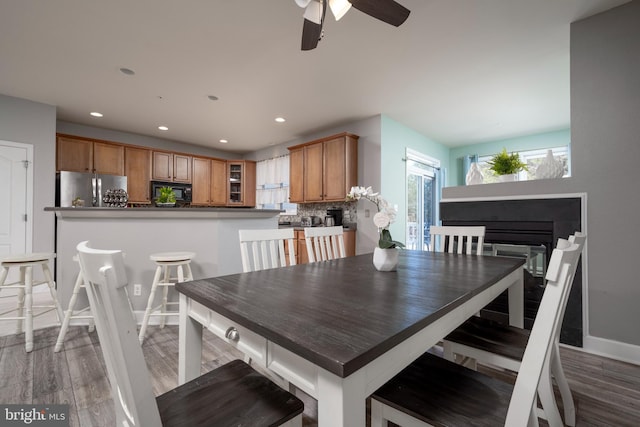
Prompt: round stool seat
<box><xmin>149</xmin><ymin>252</ymin><xmax>196</xmax><ymax>263</ymax></box>
<box><xmin>1</xmin><ymin>252</ymin><xmax>55</xmax><ymax>264</ymax></box>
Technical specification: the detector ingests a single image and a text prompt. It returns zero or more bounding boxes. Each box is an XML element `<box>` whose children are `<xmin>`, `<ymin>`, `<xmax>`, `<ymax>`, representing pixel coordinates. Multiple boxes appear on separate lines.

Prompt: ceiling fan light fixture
<box><xmin>303</xmin><ymin>0</ymin><xmax>323</xmax><ymax>25</ymax></box>
<box><xmin>329</xmin><ymin>0</ymin><xmax>351</xmax><ymax>21</ymax></box>
<box><xmin>295</xmin><ymin>0</ymin><xmax>312</xmax><ymax>7</ymax></box>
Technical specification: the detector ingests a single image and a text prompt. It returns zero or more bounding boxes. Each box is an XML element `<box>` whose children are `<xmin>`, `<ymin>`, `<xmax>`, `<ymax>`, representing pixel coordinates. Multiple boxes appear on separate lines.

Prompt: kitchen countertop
<box><xmin>278</xmin><ymin>222</ymin><xmax>357</xmax><ymax>231</ymax></box>
<box><xmin>45</xmin><ymin>206</ymin><xmax>282</xmax><ymax>219</ymax></box>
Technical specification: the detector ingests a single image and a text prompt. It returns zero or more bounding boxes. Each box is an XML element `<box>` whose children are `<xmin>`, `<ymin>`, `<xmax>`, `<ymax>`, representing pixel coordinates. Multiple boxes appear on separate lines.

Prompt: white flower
<box><xmin>373</xmin><ymin>211</ymin><xmax>390</xmax><ymax>228</ymax></box>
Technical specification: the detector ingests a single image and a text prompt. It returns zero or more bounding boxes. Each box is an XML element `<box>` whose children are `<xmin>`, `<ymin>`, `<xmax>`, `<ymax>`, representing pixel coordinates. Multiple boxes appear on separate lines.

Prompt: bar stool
<box><xmin>54</xmin><ymin>255</ymin><xmax>95</xmax><ymax>352</ymax></box>
<box><xmin>0</xmin><ymin>253</ymin><xmax>64</xmax><ymax>352</ymax></box>
<box><xmin>138</xmin><ymin>251</ymin><xmax>195</xmax><ymax>344</ymax></box>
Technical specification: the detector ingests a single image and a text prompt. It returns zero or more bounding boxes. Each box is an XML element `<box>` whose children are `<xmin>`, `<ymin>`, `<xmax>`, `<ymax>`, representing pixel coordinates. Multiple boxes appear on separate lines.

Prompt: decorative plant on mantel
<box><xmin>346</xmin><ymin>186</ymin><xmax>405</xmax><ymax>249</ymax></box>
<box><xmin>487</xmin><ymin>148</ymin><xmax>528</xmax><ymax>176</ymax></box>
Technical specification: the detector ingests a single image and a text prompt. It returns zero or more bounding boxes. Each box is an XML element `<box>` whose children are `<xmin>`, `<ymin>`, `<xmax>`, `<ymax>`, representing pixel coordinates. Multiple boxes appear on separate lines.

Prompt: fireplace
<box><xmin>440</xmin><ymin>197</ymin><xmax>583</xmax><ymax>346</ymax></box>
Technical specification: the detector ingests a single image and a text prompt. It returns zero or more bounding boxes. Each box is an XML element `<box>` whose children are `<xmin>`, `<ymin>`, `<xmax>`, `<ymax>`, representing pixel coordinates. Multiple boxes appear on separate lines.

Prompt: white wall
<box><xmin>0</xmin><ymin>94</ymin><xmax>57</xmax><ymax>254</ymax></box>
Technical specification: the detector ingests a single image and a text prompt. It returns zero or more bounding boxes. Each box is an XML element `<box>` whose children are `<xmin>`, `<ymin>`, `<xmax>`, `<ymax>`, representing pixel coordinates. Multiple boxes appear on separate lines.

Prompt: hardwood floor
<box><xmin>0</xmin><ymin>325</ymin><xmax>638</xmax><ymax>426</ymax></box>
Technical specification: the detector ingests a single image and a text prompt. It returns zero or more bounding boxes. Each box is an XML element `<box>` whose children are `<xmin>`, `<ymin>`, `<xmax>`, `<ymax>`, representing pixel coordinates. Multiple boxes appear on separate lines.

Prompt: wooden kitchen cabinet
<box><xmin>124</xmin><ymin>146</ymin><xmax>152</xmax><ymax>203</ymax></box>
<box><xmin>288</xmin><ymin>132</ymin><xmax>358</xmax><ymax>203</ymax></box>
<box><xmin>192</xmin><ymin>157</ymin><xmax>228</xmax><ymax>206</ymax></box>
<box><xmin>288</xmin><ymin>147</ymin><xmax>304</xmax><ymax>203</ymax></box>
<box><xmin>227</xmin><ymin>160</ymin><xmax>256</xmax><ymax>207</ymax></box>
<box><xmin>57</xmin><ymin>135</ymin><xmax>124</xmax><ymax>175</ymax></box>
<box><xmin>152</xmin><ymin>151</ymin><xmax>192</xmax><ymax>183</ymax></box>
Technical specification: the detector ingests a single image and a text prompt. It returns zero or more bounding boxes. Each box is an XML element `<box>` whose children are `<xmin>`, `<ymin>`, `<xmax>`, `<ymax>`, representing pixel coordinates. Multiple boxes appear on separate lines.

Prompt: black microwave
<box><xmin>151</xmin><ymin>181</ymin><xmax>192</xmax><ymax>203</ymax></box>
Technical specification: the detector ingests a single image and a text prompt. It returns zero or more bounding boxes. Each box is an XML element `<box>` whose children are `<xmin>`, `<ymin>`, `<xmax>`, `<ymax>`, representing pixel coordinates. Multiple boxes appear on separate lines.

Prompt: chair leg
<box><xmin>24</xmin><ymin>266</ymin><xmax>34</xmax><ymax>353</ymax></box>
<box><xmin>159</xmin><ymin>265</ymin><xmax>170</xmax><ymax>329</ymax></box>
<box><xmin>537</xmin><ymin>362</ymin><xmax>564</xmax><ymax>427</ymax></box>
<box><xmin>16</xmin><ymin>267</ymin><xmax>26</xmax><ymax>334</ymax></box>
<box><xmin>55</xmin><ymin>271</ymin><xmax>84</xmax><ymax>352</ymax></box>
<box><xmin>139</xmin><ymin>266</ymin><xmax>162</xmax><ymax>343</ymax></box>
<box><xmin>42</xmin><ymin>263</ymin><xmax>64</xmax><ymax>323</ymax></box>
<box><xmin>551</xmin><ymin>344</ymin><xmax>576</xmax><ymax>426</ymax></box>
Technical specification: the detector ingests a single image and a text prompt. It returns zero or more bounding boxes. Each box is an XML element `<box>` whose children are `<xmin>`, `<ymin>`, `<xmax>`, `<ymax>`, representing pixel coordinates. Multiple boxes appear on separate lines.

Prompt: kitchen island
<box><xmin>46</xmin><ymin>207</ymin><xmax>281</xmax><ymax>320</ymax></box>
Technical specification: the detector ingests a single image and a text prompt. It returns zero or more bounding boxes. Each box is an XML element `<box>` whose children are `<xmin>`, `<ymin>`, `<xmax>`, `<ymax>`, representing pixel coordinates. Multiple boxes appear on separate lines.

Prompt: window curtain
<box><xmin>256</xmin><ymin>155</ymin><xmax>290</xmax><ymax>206</ymax></box>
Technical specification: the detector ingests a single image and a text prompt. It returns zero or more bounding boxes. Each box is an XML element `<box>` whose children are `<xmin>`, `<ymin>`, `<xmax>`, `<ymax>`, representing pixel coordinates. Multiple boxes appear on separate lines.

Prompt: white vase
<box><xmin>536</xmin><ymin>149</ymin><xmax>564</xmax><ymax>179</ymax></box>
<box><xmin>373</xmin><ymin>247</ymin><xmax>400</xmax><ymax>271</ymax></box>
<box><xmin>498</xmin><ymin>173</ymin><xmax>517</xmax><ymax>182</ymax></box>
<box><xmin>465</xmin><ymin>162</ymin><xmax>484</xmax><ymax>185</ymax></box>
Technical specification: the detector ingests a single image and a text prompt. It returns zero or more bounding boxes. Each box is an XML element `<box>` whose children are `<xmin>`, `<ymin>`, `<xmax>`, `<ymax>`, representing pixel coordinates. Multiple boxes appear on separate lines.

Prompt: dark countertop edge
<box><xmin>278</xmin><ymin>222</ymin><xmax>357</xmax><ymax>231</ymax></box>
<box><xmin>45</xmin><ymin>207</ymin><xmax>282</xmax><ymax>219</ymax></box>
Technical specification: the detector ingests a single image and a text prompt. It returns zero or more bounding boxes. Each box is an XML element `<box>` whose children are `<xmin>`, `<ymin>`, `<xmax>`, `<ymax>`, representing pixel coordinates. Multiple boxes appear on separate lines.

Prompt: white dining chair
<box><xmin>429</xmin><ymin>225</ymin><xmax>486</xmax><ymax>254</ymax></box>
<box><xmin>304</xmin><ymin>226</ymin><xmax>346</xmax><ymax>262</ymax></box>
<box><xmin>75</xmin><ymin>241</ymin><xmax>303</xmax><ymax>427</ymax></box>
<box><xmin>238</xmin><ymin>228</ymin><xmax>296</xmax><ymax>272</ymax></box>
<box><xmin>371</xmin><ymin>238</ymin><xmax>583</xmax><ymax>427</ymax></box>
<box><xmin>442</xmin><ymin>232</ymin><xmax>586</xmax><ymax>426</ymax></box>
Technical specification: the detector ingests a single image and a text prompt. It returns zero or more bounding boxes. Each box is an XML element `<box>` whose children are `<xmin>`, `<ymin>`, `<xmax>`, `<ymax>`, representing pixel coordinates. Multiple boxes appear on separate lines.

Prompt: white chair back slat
<box><xmin>429</xmin><ymin>225</ymin><xmax>486</xmax><ymax>255</ymax></box>
<box><xmin>76</xmin><ymin>241</ymin><xmax>162</xmax><ymax>426</ymax></box>
<box><xmin>238</xmin><ymin>229</ymin><xmax>296</xmax><ymax>272</ymax></box>
<box><xmin>506</xmin><ymin>239</ymin><xmax>582</xmax><ymax>425</ymax></box>
<box><xmin>304</xmin><ymin>226</ymin><xmax>346</xmax><ymax>262</ymax></box>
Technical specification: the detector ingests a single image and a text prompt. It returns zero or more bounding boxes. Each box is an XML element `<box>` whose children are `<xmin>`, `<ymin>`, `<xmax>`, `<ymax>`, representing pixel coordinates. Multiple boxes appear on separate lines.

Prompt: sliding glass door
<box><xmin>406</xmin><ymin>149</ymin><xmax>441</xmax><ymax>251</ymax></box>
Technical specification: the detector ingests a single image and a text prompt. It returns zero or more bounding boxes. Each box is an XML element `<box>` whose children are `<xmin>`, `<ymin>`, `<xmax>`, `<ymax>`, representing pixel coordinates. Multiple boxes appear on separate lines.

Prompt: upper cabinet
<box><xmin>227</xmin><ymin>160</ymin><xmax>256</xmax><ymax>207</ymax></box>
<box><xmin>192</xmin><ymin>157</ymin><xmax>228</xmax><ymax>206</ymax></box>
<box><xmin>125</xmin><ymin>146</ymin><xmax>152</xmax><ymax>204</ymax></box>
<box><xmin>57</xmin><ymin>135</ymin><xmax>124</xmax><ymax>175</ymax></box>
<box><xmin>152</xmin><ymin>151</ymin><xmax>192</xmax><ymax>183</ymax></box>
<box><xmin>288</xmin><ymin>132</ymin><xmax>358</xmax><ymax>203</ymax></box>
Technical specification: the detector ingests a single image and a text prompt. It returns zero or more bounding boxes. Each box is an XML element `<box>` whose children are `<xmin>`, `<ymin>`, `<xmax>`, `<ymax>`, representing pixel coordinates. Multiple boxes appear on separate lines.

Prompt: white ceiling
<box><xmin>0</xmin><ymin>0</ymin><xmax>629</xmax><ymax>153</ymax></box>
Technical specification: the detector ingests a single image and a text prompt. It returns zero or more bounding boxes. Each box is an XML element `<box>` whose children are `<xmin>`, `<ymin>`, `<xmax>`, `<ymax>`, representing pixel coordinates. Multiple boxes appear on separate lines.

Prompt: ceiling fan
<box><xmin>295</xmin><ymin>0</ymin><xmax>410</xmax><ymax>50</ymax></box>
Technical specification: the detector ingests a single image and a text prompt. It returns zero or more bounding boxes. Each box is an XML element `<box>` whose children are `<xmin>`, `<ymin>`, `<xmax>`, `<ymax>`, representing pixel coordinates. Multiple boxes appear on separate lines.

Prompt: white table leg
<box><xmin>178</xmin><ymin>294</ymin><xmax>202</xmax><ymax>384</ymax></box>
<box><xmin>508</xmin><ymin>267</ymin><xmax>524</xmax><ymax>328</ymax></box>
<box><xmin>317</xmin><ymin>368</ymin><xmax>366</xmax><ymax>427</ymax></box>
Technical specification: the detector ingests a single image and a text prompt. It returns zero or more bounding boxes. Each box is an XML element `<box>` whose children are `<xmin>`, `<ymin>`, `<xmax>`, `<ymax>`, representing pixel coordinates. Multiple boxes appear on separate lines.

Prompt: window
<box><xmin>477</xmin><ymin>146</ymin><xmax>570</xmax><ymax>183</ymax></box>
<box><xmin>255</xmin><ymin>155</ymin><xmax>297</xmax><ymax>215</ymax></box>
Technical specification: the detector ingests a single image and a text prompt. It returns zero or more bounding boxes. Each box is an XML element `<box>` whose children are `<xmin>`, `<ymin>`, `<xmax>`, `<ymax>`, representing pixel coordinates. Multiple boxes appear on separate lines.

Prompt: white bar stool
<box><xmin>138</xmin><ymin>251</ymin><xmax>195</xmax><ymax>344</ymax></box>
<box><xmin>0</xmin><ymin>253</ymin><xmax>64</xmax><ymax>352</ymax></box>
<box><xmin>54</xmin><ymin>255</ymin><xmax>95</xmax><ymax>352</ymax></box>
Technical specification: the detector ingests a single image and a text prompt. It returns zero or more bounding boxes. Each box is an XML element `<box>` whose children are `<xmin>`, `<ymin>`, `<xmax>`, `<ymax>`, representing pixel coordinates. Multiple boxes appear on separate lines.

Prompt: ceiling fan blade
<box><xmin>301</xmin><ymin>18</ymin><xmax>323</xmax><ymax>50</ymax></box>
<box><xmin>348</xmin><ymin>0</ymin><xmax>410</xmax><ymax>27</ymax></box>
<box><xmin>301</xmin><ymin>0</ymin><xmax>327</xmax><ymax>50</ymax></box>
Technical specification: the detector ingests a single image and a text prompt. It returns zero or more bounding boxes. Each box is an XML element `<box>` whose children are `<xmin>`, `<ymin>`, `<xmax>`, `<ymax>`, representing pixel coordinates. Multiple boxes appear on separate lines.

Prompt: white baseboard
<box><xmin>581</xmin><ymin>334</ymin><xmax>640</xmax><ymax>366</ymax></box>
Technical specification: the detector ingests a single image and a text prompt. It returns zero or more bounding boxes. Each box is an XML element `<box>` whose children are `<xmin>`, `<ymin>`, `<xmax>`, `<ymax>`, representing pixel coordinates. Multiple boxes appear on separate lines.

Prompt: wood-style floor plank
<box><xmin>2</xmin><ymin>325</ymin><xmax>639</xmax><ymax>426</ymax></box>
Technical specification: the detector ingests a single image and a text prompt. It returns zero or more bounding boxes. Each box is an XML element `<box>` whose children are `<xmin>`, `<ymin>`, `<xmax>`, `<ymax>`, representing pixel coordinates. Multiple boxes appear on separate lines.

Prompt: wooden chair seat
<box><xmin>157</xmin><ymin>359</ymin><xmax>303</xmax><ymax>427</ymax></box>
<box><xmin>373</xmin><ymin>352</ymin><xmax>513</xmax><ymax>426</ymax></box>
<box><xmin>445</xmin><ymin>316</ymin><xmax>528</xmax><ymax>362</ymax></box>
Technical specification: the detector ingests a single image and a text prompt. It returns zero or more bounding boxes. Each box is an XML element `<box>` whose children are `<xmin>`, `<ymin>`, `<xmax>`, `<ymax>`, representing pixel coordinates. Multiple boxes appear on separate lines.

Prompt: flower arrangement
<box><xmin>346</xmin><ymin>186</ymin><xmax>405</xmax><ymax>249</ymax></box>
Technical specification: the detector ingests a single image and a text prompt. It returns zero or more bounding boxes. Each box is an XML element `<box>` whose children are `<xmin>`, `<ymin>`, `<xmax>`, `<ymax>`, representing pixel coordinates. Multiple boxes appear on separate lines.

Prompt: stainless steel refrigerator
<box><xmin>56</xmin><ymin>171</ymin><xmax>127</xmax><ymax>207</ymax></box>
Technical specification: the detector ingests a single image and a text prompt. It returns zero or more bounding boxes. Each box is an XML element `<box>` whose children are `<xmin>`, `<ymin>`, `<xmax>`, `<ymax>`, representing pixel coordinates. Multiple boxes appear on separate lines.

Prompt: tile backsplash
<box><xmin>280</xmin><ymin>201</ymin><xmax>357</xmax><ymax>226</ymax></box>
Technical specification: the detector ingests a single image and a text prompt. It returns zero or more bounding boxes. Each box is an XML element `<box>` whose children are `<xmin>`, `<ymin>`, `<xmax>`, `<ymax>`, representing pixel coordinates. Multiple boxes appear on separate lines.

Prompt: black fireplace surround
<box><xmin>440</xmin><ymin>197</ymin><xmax>583</xmax><ymax>347</ymax></box>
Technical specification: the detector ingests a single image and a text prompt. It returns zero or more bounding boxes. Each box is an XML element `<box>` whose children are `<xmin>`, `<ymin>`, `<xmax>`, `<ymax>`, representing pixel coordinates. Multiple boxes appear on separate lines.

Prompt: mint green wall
<box><xmin>380</xmin><ymin>115</ymin><xmax>450</xmax><ymax>246</ymax></box>
<box><xmin>448</xmin><ymin>129</ymin><xmax>571</xmax><ymax>186</ymax></box>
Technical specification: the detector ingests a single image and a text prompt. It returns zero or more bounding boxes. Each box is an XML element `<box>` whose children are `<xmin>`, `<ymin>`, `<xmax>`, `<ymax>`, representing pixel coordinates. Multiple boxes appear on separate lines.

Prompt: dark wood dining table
<box><xmin>176</xmin><ymin>250</ymin><xmax>524</xmax><ymax>427</ymax></box>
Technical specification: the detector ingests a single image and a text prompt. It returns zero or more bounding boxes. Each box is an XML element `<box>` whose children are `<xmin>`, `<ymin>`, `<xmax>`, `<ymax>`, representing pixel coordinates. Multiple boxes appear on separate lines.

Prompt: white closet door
<box><xmin>0</xmin><ymin>141</ymin><xmax>29</xmax><ymax>258</ymax></box>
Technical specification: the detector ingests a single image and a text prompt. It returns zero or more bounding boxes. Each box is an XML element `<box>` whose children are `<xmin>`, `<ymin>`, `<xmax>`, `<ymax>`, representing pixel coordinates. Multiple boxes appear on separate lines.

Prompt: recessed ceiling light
<box><xmin>208</xmin><ymin>95</ymin><xmax>219</xmax><ymax>101</ymax></box>
<box><xmin>158</xmin><ymin>126</ymin><xmax>169</xmax><ymax>131</ymax></box>
<box><xmin>219</xmin><ymin>139</ymin><xmax>228</xmax><ymax>144</ymax></box>
<box><xmin>90</xmin><ymin>112</ymin><xmax>103</xmax><ymax>118</ymax></box>
<box><xmin>275</xmin><ymin>117</ymin><xmax>286</xmax><ymax>123</ymax></box>
<box><xmin>119</xmin><ymin>67</ymin><xmax>135</xmax><ymax>75</ymax></box>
